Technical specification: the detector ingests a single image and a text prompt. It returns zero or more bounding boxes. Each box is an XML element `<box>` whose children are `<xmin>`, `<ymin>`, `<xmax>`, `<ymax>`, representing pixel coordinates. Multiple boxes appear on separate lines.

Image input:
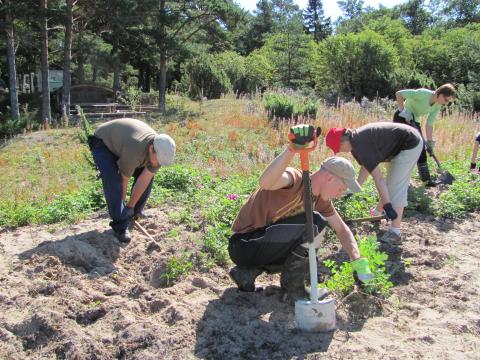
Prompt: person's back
<box><xmin>350</xmin><ymin>122</ymin><xmax>421</xmax><ymax>172</ymax></box>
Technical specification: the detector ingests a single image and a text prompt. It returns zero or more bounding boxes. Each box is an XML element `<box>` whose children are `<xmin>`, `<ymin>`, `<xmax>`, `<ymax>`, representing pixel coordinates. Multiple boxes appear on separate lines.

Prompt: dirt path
<box><xmin>0</xmin><ymin>209</ymin><xmax>479</xmax><ymax>359</ymax></box>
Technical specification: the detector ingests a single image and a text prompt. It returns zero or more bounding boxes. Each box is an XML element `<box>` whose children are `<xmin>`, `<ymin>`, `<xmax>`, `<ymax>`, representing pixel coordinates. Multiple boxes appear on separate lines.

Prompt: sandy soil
<box><xmin>0</xmin><ymin>207</ymin><xmax>479</xmax><ymax>359</ymax></box>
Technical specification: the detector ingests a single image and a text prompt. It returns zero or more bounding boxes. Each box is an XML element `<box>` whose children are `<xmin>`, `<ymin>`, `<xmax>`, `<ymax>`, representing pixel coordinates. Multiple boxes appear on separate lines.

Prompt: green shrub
<box><xmin>320</xmin><ymin>235</ymin><xmax>393</xmax><ymax>297</ymax></box>
<box><xmin>264</xmin><ymin>92</ymin><xmax>318</xmax><ymax>120</ymax></box>
<box><xmin>161</xmin><ymin>253</ymin><xmax>194</xmax><ymax>286</ymax></box>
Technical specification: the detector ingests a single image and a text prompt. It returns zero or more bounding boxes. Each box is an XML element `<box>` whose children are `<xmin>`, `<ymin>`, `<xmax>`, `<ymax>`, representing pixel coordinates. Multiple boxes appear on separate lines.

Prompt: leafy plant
<box><xmin>320</xmin><ymin>235</ymin><xmax>393</xmax><ymax>297</ymax></box>
<box><xmin>160</xmin><ymin>253</ymin><xmax>194</xmax><ymax>286</ymax></box>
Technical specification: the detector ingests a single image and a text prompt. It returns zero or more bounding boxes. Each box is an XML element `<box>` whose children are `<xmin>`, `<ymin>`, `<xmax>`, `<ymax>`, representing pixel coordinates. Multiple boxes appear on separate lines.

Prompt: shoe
<box><xmin>280</xmin><ymin>247</ymin><xmax>309</xmax><ymax>301</ymax></box>
<box><xmin>379</xmin><ymin>230</ymin><xmax>401</xmax><ymax>245</ymax></box>
<box><xmin>114</xmin><ymin>229</ymin><xmax>132</xmax><ymax>243</ymax></box>
<box><xmin>229</xmin><ymin>266</ymin><xmax>263</xmax><ymax>292</ymax></box>
<box><xmin>418</xmin><ymin>162</ymin><xmax>436</xmax><ymax>187</ymax></box>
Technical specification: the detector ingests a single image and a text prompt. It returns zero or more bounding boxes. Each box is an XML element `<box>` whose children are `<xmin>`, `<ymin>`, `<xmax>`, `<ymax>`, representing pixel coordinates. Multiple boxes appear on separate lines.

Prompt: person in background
<box><xmin>393</xmin><ymin>83</ymin><xmax>456</xmax><ymax>186</ymax></box>
<box><xmin>325</xmin><ymin>122</ymin><xmax>423</xmax><ymax>244</ymax></box>
<box><xmin>88</xmin><ymin>118</ymin><xmax>175</xmax><ymax>243</ymax></box>
<box><xmin>228</xmin><ymin>124</ymin><xmax>372</xmax><ymax>301</ymax></box>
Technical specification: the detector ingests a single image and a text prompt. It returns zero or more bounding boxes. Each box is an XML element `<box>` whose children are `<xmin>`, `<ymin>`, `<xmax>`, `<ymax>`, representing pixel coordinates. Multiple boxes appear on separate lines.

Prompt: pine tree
<box><xmin>303</xmin><ymin>0</ymin><xmax>332</xmax><ymax>42</ymax></box>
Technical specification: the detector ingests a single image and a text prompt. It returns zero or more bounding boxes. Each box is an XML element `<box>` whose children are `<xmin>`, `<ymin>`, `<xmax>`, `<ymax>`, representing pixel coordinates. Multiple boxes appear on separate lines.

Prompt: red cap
<box><xmin>325</xmin><ymin>128</ymin><xmax>346</xmax><ymax>154</ymax></box>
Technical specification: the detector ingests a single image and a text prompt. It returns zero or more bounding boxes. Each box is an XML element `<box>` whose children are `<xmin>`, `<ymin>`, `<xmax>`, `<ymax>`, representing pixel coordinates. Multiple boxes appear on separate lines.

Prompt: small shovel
<box><xmin>429</xmin><ymin>152</ymin><xmax>454</xmax><ymax>185</ymax></box>
<box><xmin>288</xmin><ymin>129</ymin><xmax>336</xmax><ymax>333</ymax></box>
<box><xmin>345</xmin><ymin>214</ymin><xmax>386</xmax><ymax>225</ymax></box>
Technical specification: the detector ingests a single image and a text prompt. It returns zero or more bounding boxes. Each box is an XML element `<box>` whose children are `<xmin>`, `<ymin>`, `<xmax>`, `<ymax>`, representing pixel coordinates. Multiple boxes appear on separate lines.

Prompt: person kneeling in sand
<box><xmin>228</xmin><ymin>124</ymin><xmax>372</xmax><ymax>301</ymax></box>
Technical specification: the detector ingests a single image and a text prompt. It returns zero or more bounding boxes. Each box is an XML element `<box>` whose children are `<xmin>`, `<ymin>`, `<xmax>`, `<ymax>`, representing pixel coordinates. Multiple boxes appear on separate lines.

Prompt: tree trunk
<box><xmin>40</xmin><ymin>0</ymin><xmax>51</xmax><ymax>126</ymax></box>
<box><xmin>158</xmin><ymin>54</ymin><xmax>166</xmax><ymax>112</ymax></box>
<box><xmin>112</xmin><ymin>39</ymin><xmax>121</xmax><ymax>93</ymax></box>
<box><xmin>158</xmin><ymin>0</ymin><xmax>166</xmax><ymax>112</ymax></box>
<box><xmin>77</xmin><ymin>25</ymin><xmax>85</xmax><ymax>84</ymax></box>
<box><xmin>92</xmin><ymin>65</ymin><xmax>97</xmax><ymax>83</ymax></box>
<box><xmin>4</xmin><ymin>3</ymin><xmax>20</xmax><ymax>120</ymax></box>
<box><xmin>145</xmin><ymin>64</ymin><xmax>151</xmax><ymax>92</ymax></box>
<box><xmin>61</xmin><ymin>0</ymin><xmax>74</xmax><ymax>122</ymax></box>
<box><xmin>113</xmin><ymin>58</ymin><xmax>120</xmax><ymax>93</ymax></box>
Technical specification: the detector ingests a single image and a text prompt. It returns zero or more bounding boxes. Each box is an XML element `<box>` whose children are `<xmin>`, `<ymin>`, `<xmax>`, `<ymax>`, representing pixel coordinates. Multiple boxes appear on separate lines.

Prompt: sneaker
<box><xmin>229</xmin><ymin>266</ymin><xmax>263</xmax><ymax>292</ymax></box>
<box><xmin>114</xmin><ymin>229</ymin><xmax>132</xmax><ymax>244</ymax></box>
<box><xmin>380</xmin><ymin>230</ymin><xmax>401</xmax><ymax>245</ymax></box>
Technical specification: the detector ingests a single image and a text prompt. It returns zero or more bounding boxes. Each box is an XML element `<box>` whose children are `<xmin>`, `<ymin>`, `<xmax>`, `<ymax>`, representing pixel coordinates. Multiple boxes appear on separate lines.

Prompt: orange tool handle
<box><xmin>288</xmin><ymin>133</ymin><xmax>318</xmax><ymax>171</ymax></box>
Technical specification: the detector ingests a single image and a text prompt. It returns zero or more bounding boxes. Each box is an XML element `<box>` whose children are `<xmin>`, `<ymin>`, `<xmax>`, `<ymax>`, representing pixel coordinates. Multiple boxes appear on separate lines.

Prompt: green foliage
<box><xmin>263</xmin><ymin>92</ymin><xmax>318</xmax><ymax>120</ymax></box>
<box><xmin>203</xmin><ymin>224</ymin><xmax>231</xmax><ymax>265</ymax></box>
<box><xmin>433</xmin><ymin>163</ymin><xmax>480</xmax><ymax>219</ymax></box>
<box><xmin>315</xmin><ymin>29</ymin><xmax>399</xmax><ymax>99</ymax></box>
<box><xmin>154</xmin><ymin>165</ymin><xmax>204</xmax><ymax>193</ymax></box>
<box><xmin>0</xmin><ymin>109</ymin><xmax>40</xmax><ymax>139</ymax></box>
<box><xmin>215</xmin><ymin>51</ymin><xmax>249</xmax><ymax>95</ymax></box>
<box><xmin>160</xmin><ymin>253</ymin><xmax>194</xmax><ymax>286</ymax></box>
<box><xmin>262</xmin><ymin>32</ymin><xmax>317</xmax><ymax>89</ymax></box>
<box><xmin>77</xmin><ymin>106</ymin><xmax>93</xmax><ymax>145</ymax></box>
<box><xmin>0</xmin><ymin>182</ymin><xmax>104</xmax><ymax>228</ymax></box>
<box><xmin>180</xmin><ymin>52</ymin><xmax>233</xmax><ymax>100</ymax></box>
<box><xmin>121</xmin><ymin>86</ymin><xmax>142</xmax><ymax>110</ymax></box>
<box><xmin>320</xmin><ymin>236</ymin><xmax>393</xmax><ymax>297</ymax></box>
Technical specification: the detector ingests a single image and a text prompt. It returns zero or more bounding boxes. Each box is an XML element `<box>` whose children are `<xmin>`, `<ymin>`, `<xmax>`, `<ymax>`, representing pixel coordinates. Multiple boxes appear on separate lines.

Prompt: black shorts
<box><xmin>228</xmin><ymin>212</ymin><xmax>327</xmax><ymax>267</ymax></box>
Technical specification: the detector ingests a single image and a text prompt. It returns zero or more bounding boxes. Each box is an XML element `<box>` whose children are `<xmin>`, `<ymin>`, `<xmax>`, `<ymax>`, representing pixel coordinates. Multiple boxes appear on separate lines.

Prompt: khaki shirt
<box><xmin>94</xmin><ymin>118</ymin><xmax>160</xmax><ymax>177</ymax></box>
<box><xmin>232</xmin><ymin>168</ymin><xmax>335</xmax><ymax>234</ymax></box>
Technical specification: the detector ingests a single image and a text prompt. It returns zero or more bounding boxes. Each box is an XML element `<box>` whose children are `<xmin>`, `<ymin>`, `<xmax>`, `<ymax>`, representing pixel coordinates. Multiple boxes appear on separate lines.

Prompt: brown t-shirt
<box><xmin>94</xmin><ymin>118</ymin><xmax>160</xmax><ymax>177</ymax></box>
<box><xmin>350</xmin><ymin>122</ymin><xmax>421</xmax><ymax>173</ymax></box>
<box><xmin>231</xmin><ymin>168</ymin><xmax>336</xmax><ymax>234</ymax></box>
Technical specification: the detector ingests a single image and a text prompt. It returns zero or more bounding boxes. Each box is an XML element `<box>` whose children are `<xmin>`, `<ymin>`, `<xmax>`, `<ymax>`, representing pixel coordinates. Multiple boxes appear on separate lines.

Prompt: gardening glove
<box><xmin>122</xmin><ymin>206</ymin><xmax>135</xmax><ymax>220</ymax></box>
<box><xmin>289</xmin><ymin>124</ymin><xmax>321</xmax><ymax>150</ymax></box>
<box><xmin>343</xmin><ymin>190</ymin><xmax>354</xmax><ymax>199</ymax></box>
<box><xmin>425</xmin><ymin>140</ymin><xmax>436</xmax><ymax>155</ymax></box>
<box><xmin>383</xmin><ymin>203</ymin><xmax>398</xmax><ymax>221</ymax></box>
<box><xmin>398</xmin><ymin>108</ymin><xmax>413</xmax><ymax>123</ymax></box>
<box><xmin>351</xmin><ymin>257</ymin><xmax>373</xmax><ymax>284</ymax></box>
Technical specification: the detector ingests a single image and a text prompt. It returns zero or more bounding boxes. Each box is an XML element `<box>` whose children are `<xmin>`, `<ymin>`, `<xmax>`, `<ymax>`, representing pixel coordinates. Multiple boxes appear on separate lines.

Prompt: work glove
<box><xmin>425</xmin><ymin>140</ymin><xmax>436</xmax><ymax>155</ymax></box>
<box><xmin>351</xmin><ymin>257</ymin><xmax>373</xmax><ymax>284</ymax></box>
<box><xmin>122</xmin><ymin>206</ymin><xmax>135</xmax><ymax>220</ymax></box>
<box><xmin>383</xmin><ymin>203</ymin><xmax>398</xmax><ymax>221</ymax></box>
<box><xmin>289</xmin><ymin>124</ymin><xmax>321</xmax><ymax>149</ymax></box>
<box><xmin>343</xmin><ymin>190</ymin><xmax>354</xmax><ymax>199</ymax></box>
<box><xmin>398</xmin><ymin>108</ymin><xmax>413</xmax><ymax>123</ymax></box>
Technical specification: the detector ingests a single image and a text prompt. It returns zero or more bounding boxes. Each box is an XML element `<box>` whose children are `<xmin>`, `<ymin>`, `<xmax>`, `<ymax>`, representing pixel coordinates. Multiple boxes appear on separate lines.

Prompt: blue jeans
<box><xmin>89</xmin><ymin>136</ymin><xmax>153</xmax><ymax>233</ymax></box>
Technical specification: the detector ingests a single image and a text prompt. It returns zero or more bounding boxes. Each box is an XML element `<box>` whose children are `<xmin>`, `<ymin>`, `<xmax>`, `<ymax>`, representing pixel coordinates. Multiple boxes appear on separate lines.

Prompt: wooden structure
<box><xmin>64</xmin><ymin>84</ymin><xmax>147</xmax><ymax>121</ymax></box>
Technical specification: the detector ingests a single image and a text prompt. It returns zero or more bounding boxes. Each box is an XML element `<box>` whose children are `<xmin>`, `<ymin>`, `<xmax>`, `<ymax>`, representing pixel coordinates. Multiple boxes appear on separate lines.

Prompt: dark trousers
<box><xmin>393</xmin><ymin>110</ymin><xmax>427</xmax><ymax>164</ymax></box>
<box><xmin>228</xmin><ymin>212</ymin><xmax>327</xmax><ymax>268</ymax></box>
<box><xmin>88</xmin><ymin>136</ymin><xmax>153</xmax><ymax>233</ymax></box>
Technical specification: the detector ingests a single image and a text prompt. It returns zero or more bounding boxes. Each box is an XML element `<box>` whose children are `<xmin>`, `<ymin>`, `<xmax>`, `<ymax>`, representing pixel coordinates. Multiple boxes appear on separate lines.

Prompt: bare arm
<box><xmin>258</xmin><ymin>146</ymin><xmax>295</xmax><ymax>190</ymax></box>
<box><xmin>326</xmin><ymin>210</ymin><xmax>360</xmax><ymax>260</ymax></box>
<box><xmin>357</xmin><ymin>166</ymin><xmax>369</xmax><ymax>186</ymax></box>
<box><xmin>396</xmin><ymin>91</ymin><xmax>405</xmax><ymax>110</ymax></box>
<box><xmin>370</xmin><ymin>165</ymin><xmax>390</xmax><ymax>206</ymax></box>
<box><xmin>425</xmin><ymin>125</ymin><xmax>434</xmax><ymax>142</ymax></box>
<box><xmin>126</xmin><ymin>168</ymin><xmax>155</xmax><ymax>208</ymax></box>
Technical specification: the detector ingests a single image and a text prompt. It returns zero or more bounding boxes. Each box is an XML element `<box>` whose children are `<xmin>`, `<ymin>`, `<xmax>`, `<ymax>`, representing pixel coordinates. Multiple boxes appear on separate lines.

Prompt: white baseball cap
<box><xmin>153</xmin><ymin>134</ymin><xmax>176</xmax><ymax>166</ymax></box>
